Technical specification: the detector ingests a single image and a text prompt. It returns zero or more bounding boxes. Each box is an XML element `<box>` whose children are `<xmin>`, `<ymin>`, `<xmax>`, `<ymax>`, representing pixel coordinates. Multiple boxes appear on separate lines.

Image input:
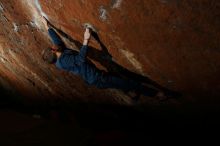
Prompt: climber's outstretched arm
<box><xmin>48</xmin><ymin>28</ymin><xmax>66</xmax><ymax>48</ymax></box>
<box><xmin>42</xmin><ymin>16</ymin><xmax>66</xmax><ymax>49</ymax></box>
<box><xmin>77</xmin><ymin>28</ymin><xmax>91</xmax><ymax>63</ymax></box>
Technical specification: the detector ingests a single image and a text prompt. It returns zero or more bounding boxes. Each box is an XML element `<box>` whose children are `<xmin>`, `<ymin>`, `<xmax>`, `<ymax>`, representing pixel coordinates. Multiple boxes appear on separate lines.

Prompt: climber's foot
<box><xmin>156</xmin><ymin>91</ymin><xmax>168</xmax><ymax>101</ymax></box>
<box><xmin>125</xmin><ymin>91</ymin><xmax>141</xmax><ymax>102</ymax></box>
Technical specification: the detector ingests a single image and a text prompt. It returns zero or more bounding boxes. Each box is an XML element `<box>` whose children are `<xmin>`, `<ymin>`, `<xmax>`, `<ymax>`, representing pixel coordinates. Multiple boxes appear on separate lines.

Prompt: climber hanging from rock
<box><xmin>41</xmin><ymin>17</ymin><xmax>167</xmax><ymax>101</ymax></box>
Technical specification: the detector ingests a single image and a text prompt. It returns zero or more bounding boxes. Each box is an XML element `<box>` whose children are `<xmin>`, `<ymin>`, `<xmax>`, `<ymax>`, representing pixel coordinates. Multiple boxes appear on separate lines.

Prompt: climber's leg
<box><xmin>95</xmin><ymin>73</ymin><xmax>159</xmax><ymax>97</ymax></box>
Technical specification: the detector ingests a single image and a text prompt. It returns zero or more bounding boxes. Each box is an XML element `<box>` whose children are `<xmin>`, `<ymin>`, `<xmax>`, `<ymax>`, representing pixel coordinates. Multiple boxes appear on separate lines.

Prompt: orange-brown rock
<box><xmin>0</xmin><ymin>0</ymin><xmax>219</xmax><ymax>107</ymax></box>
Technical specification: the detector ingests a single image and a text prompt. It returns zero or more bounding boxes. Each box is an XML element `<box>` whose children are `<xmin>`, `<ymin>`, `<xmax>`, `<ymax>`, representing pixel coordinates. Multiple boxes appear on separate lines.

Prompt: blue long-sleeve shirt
<box><xmin>48</xmin><ymin>28</ymin><xmax>101</xmax><ymax>85</ymax></box>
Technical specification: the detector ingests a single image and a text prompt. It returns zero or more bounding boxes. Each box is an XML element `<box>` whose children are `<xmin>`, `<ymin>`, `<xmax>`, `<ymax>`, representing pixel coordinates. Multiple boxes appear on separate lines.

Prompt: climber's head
<box><xmin>42</xmin><ymin>47</ymin><xmax>57</xmax><ymax>64</ymax></box>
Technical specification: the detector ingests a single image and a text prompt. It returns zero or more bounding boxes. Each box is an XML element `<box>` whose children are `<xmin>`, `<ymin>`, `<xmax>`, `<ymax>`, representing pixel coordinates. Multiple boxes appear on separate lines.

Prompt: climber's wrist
<box><xmin>83</xmin><ymin>39</ymin><xmax>89</xmax><ymax>46</ymax></box>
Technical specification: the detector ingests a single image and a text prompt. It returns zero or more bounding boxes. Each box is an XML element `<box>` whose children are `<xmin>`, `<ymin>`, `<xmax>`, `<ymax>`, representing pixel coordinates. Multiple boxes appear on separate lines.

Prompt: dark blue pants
<box><xmin>95</xmin><ymin>73</ymin><xmax>158</xmax><ymax>97</ymax></box>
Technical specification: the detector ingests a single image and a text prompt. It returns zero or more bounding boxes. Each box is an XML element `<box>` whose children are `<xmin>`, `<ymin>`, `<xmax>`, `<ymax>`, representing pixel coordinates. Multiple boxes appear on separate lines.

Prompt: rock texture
<box><xmin>0</xmin><ymin>0</ymin><xmax>220</xmax><ymax>106</ymax></box>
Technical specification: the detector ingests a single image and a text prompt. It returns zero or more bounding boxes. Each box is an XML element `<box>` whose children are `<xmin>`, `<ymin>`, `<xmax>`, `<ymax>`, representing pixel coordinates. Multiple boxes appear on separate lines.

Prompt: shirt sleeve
<box><xmin>77</xmin><ymin>45</ymin><xmax>88</xmax><ymax>63</ymax></box>
<box><xmin>48</xmin><ymin>28</ymin><xmax>65</xmax><ymax>48</ymax></box>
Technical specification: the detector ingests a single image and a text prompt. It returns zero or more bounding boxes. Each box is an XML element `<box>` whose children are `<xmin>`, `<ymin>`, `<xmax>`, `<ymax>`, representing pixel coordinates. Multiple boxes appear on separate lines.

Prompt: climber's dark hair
<box><xmin>42</xmin><ymin>47</ymin><xmax>57</xmax><ymax>64</ymax></box>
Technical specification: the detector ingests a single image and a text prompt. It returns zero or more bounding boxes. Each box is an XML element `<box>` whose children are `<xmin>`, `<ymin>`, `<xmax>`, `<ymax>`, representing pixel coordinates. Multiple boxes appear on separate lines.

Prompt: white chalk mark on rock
<box><xmin>22</xmin><ymin>0</ymin><xmax>48</xmax><ymax>29</ymax></box>
<box><xmin>120</xmin><ymin>49</ymin><xmax>143</xmax><ymax>73</ymax></box>
<box><xmin>112</xmin><ymin>0</ymin><xmax>123</xmax><ymax>9</ymax></box>
<box><xmin>13</xmin><ymin>23</ymin><xmax>19</xmax><ymax>32</ymax></box>
<box><xmin>34</xmin><ymin>0</ymin><xmax>49</xmax><ymax>20</ymax></box>
<box><xmin>0</xmin><ymin>2</ymin><xmax>4</xmax><ymax>12</ymax></box>
<box><xmin>99</xmin><ymin>6</ymin><xmax>108</xmax><ymax>21</ymax></box>
<box><xmin>29</xmin><ymin>21</ymin><xmax>37</xmax><ymax>28</ymax></box>
<box><xmin>0</xmin><ymin>45</ymin><xmax>6</xmax><ymax>64</ymax></box>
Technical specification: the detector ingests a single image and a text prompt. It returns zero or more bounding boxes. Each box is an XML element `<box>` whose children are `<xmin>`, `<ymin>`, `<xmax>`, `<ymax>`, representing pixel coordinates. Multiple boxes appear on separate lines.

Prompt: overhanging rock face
<box><xmin>0</xmin><ymin>0</ymin><xmax>219</xmax><ymax>106</ymax></box>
